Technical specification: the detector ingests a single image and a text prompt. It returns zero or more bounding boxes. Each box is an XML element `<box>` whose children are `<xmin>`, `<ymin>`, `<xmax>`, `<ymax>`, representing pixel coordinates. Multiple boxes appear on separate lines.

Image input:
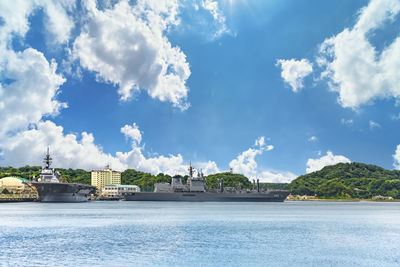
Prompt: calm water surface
<box><xmin>0</xmin><ymin>201</ymin><xmax>399</xmax><ymax>266</ymax></box>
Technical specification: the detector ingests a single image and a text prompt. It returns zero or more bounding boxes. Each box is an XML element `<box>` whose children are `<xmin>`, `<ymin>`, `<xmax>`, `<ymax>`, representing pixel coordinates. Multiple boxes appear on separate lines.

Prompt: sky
<box><xmin>1</xmin><ymin>0</ymin><xmax>400</xmax><ymax>183</ymax></box>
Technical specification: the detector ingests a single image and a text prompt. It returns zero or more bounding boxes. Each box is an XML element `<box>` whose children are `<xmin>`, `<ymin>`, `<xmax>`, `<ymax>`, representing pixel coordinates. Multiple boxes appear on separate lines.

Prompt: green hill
<box><xmin>290</xmin><ymin>162</ymin><xmax>400</xmax><ymax>199</ymax></box>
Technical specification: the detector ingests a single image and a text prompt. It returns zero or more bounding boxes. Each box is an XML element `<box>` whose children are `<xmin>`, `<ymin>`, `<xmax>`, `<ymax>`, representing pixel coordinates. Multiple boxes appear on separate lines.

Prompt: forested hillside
<box><xmin>291</xmin><ymin>162</ymin><xmax>400</xmax><ymax>199</ymax></box>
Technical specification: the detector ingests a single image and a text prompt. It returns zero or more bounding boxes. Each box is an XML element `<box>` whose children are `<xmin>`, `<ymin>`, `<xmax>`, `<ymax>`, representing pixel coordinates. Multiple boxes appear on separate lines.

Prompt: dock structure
<box><xmin>0</xmin><ymin>195</ymin><xmax>36</xmax><ymax>202</ymax></box>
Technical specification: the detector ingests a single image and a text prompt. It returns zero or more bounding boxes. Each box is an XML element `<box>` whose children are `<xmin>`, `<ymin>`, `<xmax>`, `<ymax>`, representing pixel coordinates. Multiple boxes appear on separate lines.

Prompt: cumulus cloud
<box><xmin>229</xmin><ymin>137</ymin><xmax>295</xmax><ymax>183</ymax></box>
<box><xmin>394</xmin><ymin>145</ymin><xmax>400</xmax><ymax>169</ymax></box>
<box><xmin>229</xmin><ymin>147</ymin><xmax>263</xmax><ymax>178</ymax></box>
<box><xmin>369</xmin><ymin>120</ymin><xmax>381</xmax><ymax>130</ymax></box>
<box><xmin>0</xmin><ymin>120</ymin><xmax>190</xmax><ymax>175</ymax></box>
<box><xmin>276</xmin><ymin>58</ymin><xmax>313</xmax><ymax>92</ymax></box>
<box><xmin>229</xmin><ymin>136</ymin><xmax>271</xmax><ymax>177</ymax></box>
<box><xmin>0</xmin><ymin>120</ymin><xmax>125</xmax><ymax>170</ymax></box>
<box><xmin>121</xmin><ymin>123</ymin><xmax>142</xmax><ymax>145</ymax></box>
<box><xmin>317</xmin><ymin>0</ymin><xmax>400</xmax><ymax>109</ymax></box>
<box><xmin>0</xmin><ymin>49</ymin><xmax>66</xmax><ymax>136</ymax></box>
<box><xmin>259</xmin><ymin>170</ymin><xmax>297</xmax><ymax>184</ymax></box>
<box><xmin>0</xmin><ymin>1</ymin><xmax>75</xmax><ymax>138</ymax></box>
<box><xmin>42</xmin><ymin>1</ymin><xmax>76</xmax><ymax>44</ymax></box>
<box><xmin>195</xmin><ymin>160</ymin><xmax>220</xmax><ymax>175</ymax></box>
<box><xmin>0</xmin><ymin>1</ymin><xmax>75</xmax><ymax>45</ymax></box>
<box><xmin>73</xmin><ymin>0</ymin><xmax>191</xmax><ymax>109</ymax></box>
<box><xmin>0</xmin><ymin>119</ymin><xmax>224</xmax><ymax>177</ymax></box>
<box><xmin>306</xmin><ymin>151</ymin><xmax>351</xmax><ymax>173</ymax></box>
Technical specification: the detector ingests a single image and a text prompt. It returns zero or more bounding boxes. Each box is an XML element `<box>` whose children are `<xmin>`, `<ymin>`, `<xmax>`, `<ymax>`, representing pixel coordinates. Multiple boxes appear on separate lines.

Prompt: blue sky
<box><xmin>1</xmin><ymin>0</ymin><xmax>400</xmax><ymax>182</ymax></box>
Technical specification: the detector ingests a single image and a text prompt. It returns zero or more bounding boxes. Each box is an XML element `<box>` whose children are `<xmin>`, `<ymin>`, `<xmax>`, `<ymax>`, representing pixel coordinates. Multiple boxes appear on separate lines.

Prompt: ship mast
<box><xmin>188</xmin><ymin>162</ymin><xmax>194</xmax><ymax>178</ymax></box>
<box><xmin>43</xmin><ymin>147</ymin><xmax>52</xmax><ymax>169</ymax></box>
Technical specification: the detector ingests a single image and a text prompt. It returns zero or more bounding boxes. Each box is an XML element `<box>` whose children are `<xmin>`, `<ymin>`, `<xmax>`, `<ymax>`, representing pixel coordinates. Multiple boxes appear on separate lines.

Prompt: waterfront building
<box><xmin>91</xmin><ymin>164</ymin><xmax>121</xmax><ymax>191</ymax></box>
<box><xmin>102</xmin><ymin>185</ymin><xmax>140</xmax><ymax>197</ymax></box>
<box><xmin>0</xmin><ymin>177</ymin><xmax>37</xmax><ymax>197</ymax></box>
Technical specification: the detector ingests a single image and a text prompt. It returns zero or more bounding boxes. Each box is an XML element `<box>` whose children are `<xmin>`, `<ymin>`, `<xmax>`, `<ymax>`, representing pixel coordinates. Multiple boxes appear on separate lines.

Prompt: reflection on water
<box><xmin>0</xmin><ymin>201</ymin><xmax>399</xmax><ymax>266</ymax></box>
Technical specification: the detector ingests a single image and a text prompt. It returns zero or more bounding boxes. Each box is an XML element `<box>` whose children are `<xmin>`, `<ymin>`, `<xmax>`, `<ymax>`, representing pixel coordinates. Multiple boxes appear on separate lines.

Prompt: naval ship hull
<box><xmin>31</xmin><ymin>182</ymin><xmax>96</xmax><ymax>202</ymax></box>
<box><xmin>125</xmin><ymin>191</ymin><xmax>289</xmax><ymax>202</ymax></box>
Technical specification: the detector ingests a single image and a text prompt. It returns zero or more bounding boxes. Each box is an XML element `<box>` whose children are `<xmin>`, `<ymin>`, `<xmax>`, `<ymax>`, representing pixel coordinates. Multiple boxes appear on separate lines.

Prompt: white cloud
<box><xmin>0</xmin><ymin>48</ymin><xmax>66</xmax><ymax>136</ymax></box>
<box><xmin>229</xmin><ymin>137</ymin><xmax>295</xmax><ymax>183</ymax></box>
<box><xmin>195</xmin><ymin>160</ymin><xmax>220</xmax><ymax>175</ymax></box>
<box><xmin>0</xmin><ymin>120</ymin><xmax>190</xmax><ymax>175</ymax></box>
<box><xmin>394</xmin><ymin>144</ymin><xmax>400</xmax><ymax>169</ymax></box>
<box><xmin>229</xmin><ymin>147</ymin><xmax>262</xmax><ymax>178</ymax></box>
<box><xmin>0</xmin><ymin>0</ymin><xmax>33</xmax><ymax>45</ymax></box>
<box><xmin>42</xmin><ymin>1</ymin><xmax>76</xmax><ymax>44</ymax></box>
<box><xmin>201</xmin><ymin>0</ymin><xmax>229</xmax><ymax>38</ymax></box>
<box><xmin>341</xmin><ymin>118</ymin><xmax>354</xmax><ymax>126</ymax></box>
<box><xmin>230</xmin><ymin>136</ymin><xmax>268</xmax><ymax>177</ymax></box>
<box><xmin>0</xmin><ymin>1</ymin><xmax>75</xmax><ymax>45</ymax></box>
<box><xmin>121</xmin><ymin>123</ymin><xmax>142</xmax><ymax>145</ymax></box>
<box><xmin>259</xmin><ymin>170</ymin><xmax>297</xmax><ymax>183</ymax></box>
<box><xmin>369</xmin><ymin>120</ymin><xmax>381</xmax><ymax>129</ymax></box>
<box><xmin>308</xmin><ymin>136</ymin><xmax>318</xmax><ymax>142</ymax></box>
<box><xmin>276</xmin><ymin>58</ymin><xmax>313</xmax><ymax>92</ymax></box>
<box><xmin>317</xmin><ymin>0</ymin><xmax>400</xmax><ymax>109</ymax></box>
<box><xmin>254</xmin><ymin>136</ymin><xmax>265</xmax><ymax>147</ymax></box>
<box><xmin>0</xmin><ymin>120</ymin><xmax>124</xmax><ymax>170</ymax></box>
<box><xmin>73</xmin><ymin>0</ymin><xmax>191</xmax><ymax>109</ymax></box>
<box><xmin>0</xmin><ymin>1</ymin><xmax>77</xmax><ymax>138</ymax></box>
<box><xmin>306</xmin><ymin>151</ymin><xmax>351</xmax><ymax>173</ymax></box>
<box><xmin>0</xmin><ymin>119</ymin><xmax>222</xmax><ymax>177</ymax></box>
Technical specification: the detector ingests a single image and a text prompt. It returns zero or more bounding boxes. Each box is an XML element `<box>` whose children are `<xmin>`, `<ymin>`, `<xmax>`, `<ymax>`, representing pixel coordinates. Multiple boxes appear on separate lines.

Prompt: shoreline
<box><xmin>287</xmin><ymin>199</ymin><xmax>400</xmax><ymax>202</ymax></box>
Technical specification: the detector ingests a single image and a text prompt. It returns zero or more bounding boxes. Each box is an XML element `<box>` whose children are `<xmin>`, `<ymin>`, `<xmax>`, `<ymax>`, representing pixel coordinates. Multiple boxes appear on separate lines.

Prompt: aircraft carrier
<box><xmin>31</xmin><ymin>149</ymin><xmax>96</xmax><ymax>202</ymax></box>
<box><xmin>125</xmin><ymin>164</ymin><xmax>289</xmax><ymax>202</ymax></box>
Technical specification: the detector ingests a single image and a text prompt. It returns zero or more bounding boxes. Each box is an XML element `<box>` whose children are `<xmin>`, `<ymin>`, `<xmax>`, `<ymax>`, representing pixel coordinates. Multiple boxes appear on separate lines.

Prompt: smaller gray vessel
<box><xmin>31</xmin><ymin>149</ymin><xmax>96</xmax><ymax>202</ymax></box>
<box><xmin>125</xmin><ymin>164</ymin><xmax>289</xmax><ymax>202</ymax></box>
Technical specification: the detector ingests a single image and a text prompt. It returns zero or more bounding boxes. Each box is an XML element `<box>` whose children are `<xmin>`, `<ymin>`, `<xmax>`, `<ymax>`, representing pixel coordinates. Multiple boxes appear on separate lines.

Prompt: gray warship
<box><xmin>125</xmin><ymin>164</ymin><xmax>289</xmax><ymax>202</ymax></box>
<box><xmin>31</xmin><ymin>149</ymin><xmax>96</xmax><ymax>202</ymax></box>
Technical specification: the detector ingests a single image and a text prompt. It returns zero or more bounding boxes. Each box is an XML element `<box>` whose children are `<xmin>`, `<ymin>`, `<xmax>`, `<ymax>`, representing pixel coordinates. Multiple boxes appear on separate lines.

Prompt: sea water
<box><xmin>0</xmin><ymin>201</ymin><xmax>399</xmax><ymax>266</ymax></box>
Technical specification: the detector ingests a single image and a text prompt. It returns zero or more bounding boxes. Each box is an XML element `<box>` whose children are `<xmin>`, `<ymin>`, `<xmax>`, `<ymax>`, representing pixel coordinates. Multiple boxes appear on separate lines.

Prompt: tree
<box><xmin>1</xmin><ymin>188</ymin><xmax>11</xmax><ymax>194</ymax></box>
<box><xmin>315</xmin><ymin>179</ymin><xmax>352</xmax><ymax>198</ymax></box>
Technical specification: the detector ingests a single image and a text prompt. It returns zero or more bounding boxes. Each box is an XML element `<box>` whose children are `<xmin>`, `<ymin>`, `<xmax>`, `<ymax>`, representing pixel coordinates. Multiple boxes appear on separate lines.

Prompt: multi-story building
<box><xmin>91</xmin><ymin>164</ymin><xmax>121</xmax><ymax>191</ymax></box>
<box><xmin>102</xmin><ymin>185</ymin><xmax>140</xmax><ymax>197</ymax></box>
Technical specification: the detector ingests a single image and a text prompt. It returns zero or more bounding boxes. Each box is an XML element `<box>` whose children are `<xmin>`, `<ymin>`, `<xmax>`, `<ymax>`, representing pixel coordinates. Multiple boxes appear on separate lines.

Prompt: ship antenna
<box><xmin>43</xmin><ymin>147</ymin><xmax>52</xmax><ymax>169</ymax></box>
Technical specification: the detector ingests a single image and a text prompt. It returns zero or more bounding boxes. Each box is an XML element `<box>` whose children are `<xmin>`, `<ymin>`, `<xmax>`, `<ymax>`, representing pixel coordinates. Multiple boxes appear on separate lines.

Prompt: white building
<box><xmin>101</xmin><ymin>184</ymin><xmax>140</xmax><ymax>197</ymax></box>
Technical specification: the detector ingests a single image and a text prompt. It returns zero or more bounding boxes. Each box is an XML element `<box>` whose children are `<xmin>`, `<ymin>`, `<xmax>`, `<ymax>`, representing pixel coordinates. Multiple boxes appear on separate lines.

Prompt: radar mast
<box><xmin>43</xmin><ymin>147</ymin><xmax>52</xmax><ymax>169</ymax></box>
<box><xmin>188</xmin><ymin>162</ymin><xmax>194</xmax><ymax>178</ymax></box>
